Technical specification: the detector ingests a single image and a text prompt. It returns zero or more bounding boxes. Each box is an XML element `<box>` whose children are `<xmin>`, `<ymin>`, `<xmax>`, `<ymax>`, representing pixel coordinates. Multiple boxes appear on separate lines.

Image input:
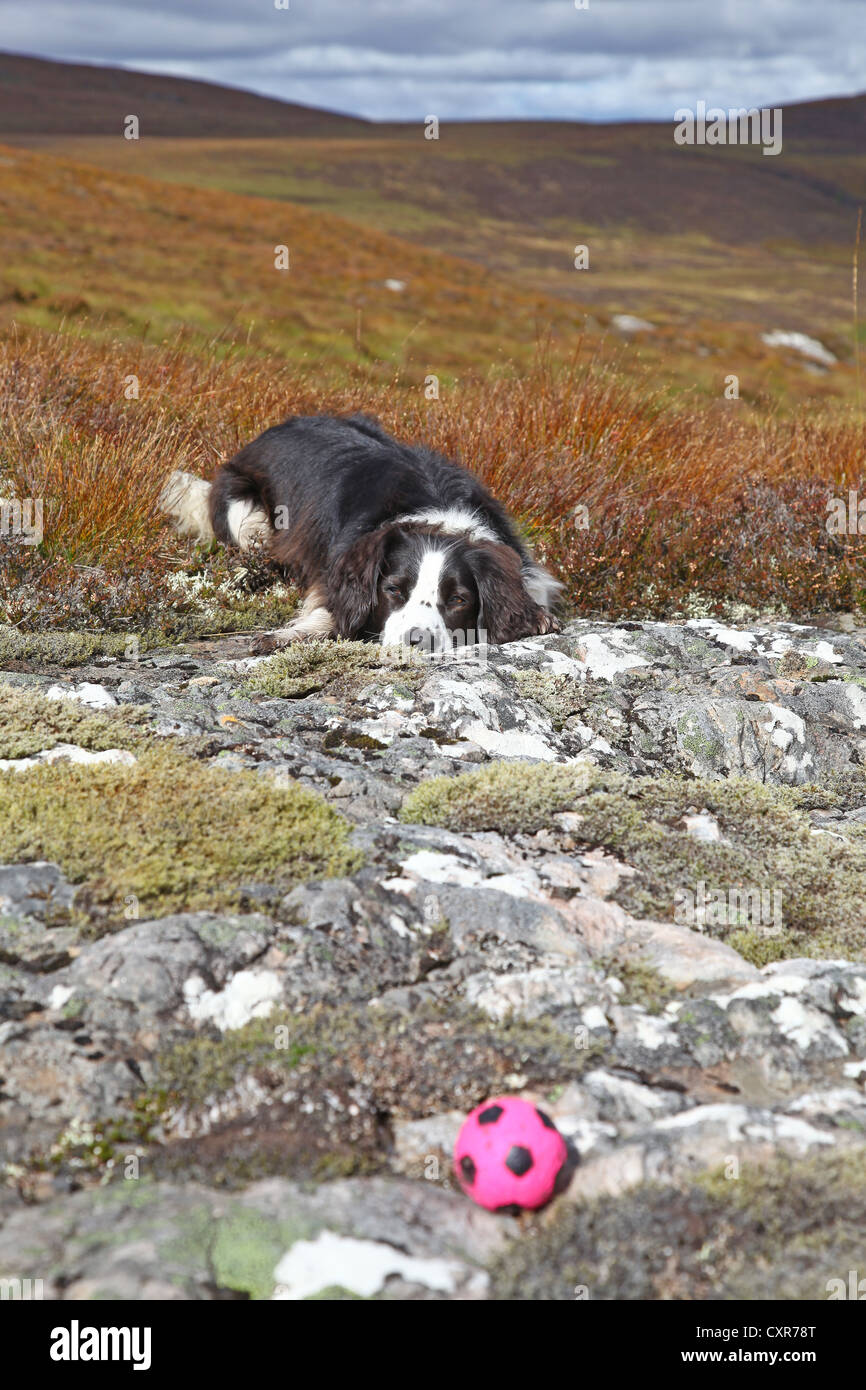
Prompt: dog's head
<box><xmin>326</xmin><ymin>525</ymin><xmax>559</xmax><ymax>647</ymax></box>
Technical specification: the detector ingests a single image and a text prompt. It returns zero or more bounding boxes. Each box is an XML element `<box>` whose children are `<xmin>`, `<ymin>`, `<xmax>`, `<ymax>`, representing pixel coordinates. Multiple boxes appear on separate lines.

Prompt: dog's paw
<box><xmin>248</xmin><ymin>630</ymin><xmax>285</xmax><ymax>656</ymax></box>
<box><xmin>536</xmin><ymin>609</ymin><xmax>562</xmax><ymax>636</ymax></box>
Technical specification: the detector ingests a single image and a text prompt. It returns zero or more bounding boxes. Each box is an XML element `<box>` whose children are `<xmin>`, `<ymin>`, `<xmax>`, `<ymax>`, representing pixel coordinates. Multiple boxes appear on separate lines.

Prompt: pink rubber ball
<box><xmin>454</xmin><ymin>1096</ymin><xmax>567</xmax><ymax>1211</ymax></box>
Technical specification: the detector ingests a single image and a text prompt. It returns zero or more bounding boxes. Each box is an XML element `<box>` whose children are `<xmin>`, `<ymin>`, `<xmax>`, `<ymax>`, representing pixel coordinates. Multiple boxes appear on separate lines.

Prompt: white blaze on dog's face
<box><xmin>378</xmin><ymin>538</ymin><xmax>480</xmax><ymax>649</ymax></box>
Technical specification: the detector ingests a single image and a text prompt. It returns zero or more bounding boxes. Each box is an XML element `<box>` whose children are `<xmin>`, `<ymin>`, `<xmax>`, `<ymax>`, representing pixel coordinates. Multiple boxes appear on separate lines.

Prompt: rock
<box><xmin>3</xmin><ymin>618</ymin><xmax>866</xmax><ymax>1298</ymax></box>
<box><xmin>612</xmin><ymin>314</ymin><xmax>656</xmax><ymax>334</ymax></box>
<box><xmin>0</xmin><ymin>1175</ymin><xmax>505</xmax><ymax>1300</ymax></box>
<box><xmin>761</xmin><ymin>329</ymin><xmax>836</xmax><ymax>367</ymax></box>
<box><xmin>0</xmin><ymin>862</ymin><xmax>77</xmax><ymax>921</ymax></box>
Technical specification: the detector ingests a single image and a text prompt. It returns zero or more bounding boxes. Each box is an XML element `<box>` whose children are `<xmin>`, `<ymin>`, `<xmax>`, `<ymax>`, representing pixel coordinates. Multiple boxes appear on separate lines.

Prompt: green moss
<box><xmin>158</xmin><ymin>1016</ymin><xmax>316</xmax><ymax>1103</ymax></box>
<box><xmin>155</xmin><ymin>1001</ymin><xmax>591</xmax><ymax>1111</ymax></box>
<box><xmin>401</xmin><ymin>761</ymin><xmax>866</xmax><ymax>961</ymax></box>
<box><xmin>0</xmin><ymin>682</ymin><xmax>153</xmax><ymax>759</ymax></box>
<box><xmin>0</xmin><ymin>744</ymin><xmax>360</xmax><ymax>919</ymax></box>
<box><xmin>244</xmin><ymin>639</ymin><xmax>424</xmax><ymax>699</ymax></box>
<box><xmin>490</xmin><ymin>1152</ymin><xmax>866</xmax><ymax>1300</ymax></box>
<box><xmin>303</xmin><ymin>1286</ymin><xmax>367</xmax><ymax>1300</ymax></box>
<box><xmin>0</xmin><ymin>627</ymin><xmax>162</xmax><ymax>667</ymax></box>
<box><xmin>790</xmin><ymin>770</ymin><xmax>866</xmax><ymax>813</ymax></box>
<box><xmin>726</xmin><ymin>927</ymin><xmax>800</xmax><ymax>968</ymax></box>
<box><xmin>322</xmin><ymin>728</ymin><xmax>387</xmax><ymax>751</ymax></box>
<box><xmin>677</xmin><ymin>712</ymin><xmax>722</xmax><ymax>764</ymax></box>
<box><xmin>160</xmin><ymin>588</ymin><xmax>302</xmax><ymax>640</ymax></box>
<box><xmin>401</xmin><ymin>760</ymin><xmax>598</xmax><ymax>835</ymax></box>
<box><xmin>210</xmin><ymin>1209</ymin><xmax>303</xmax><ymax>1301</ymax></box>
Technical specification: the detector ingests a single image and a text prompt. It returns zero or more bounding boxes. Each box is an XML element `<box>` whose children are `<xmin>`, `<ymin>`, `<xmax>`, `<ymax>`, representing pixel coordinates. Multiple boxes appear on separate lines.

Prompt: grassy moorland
<box><xmin>0</xmin><ymin>56</ymin><xmax>865</xmax><ymax>641</ymax></box>
<box><xmin>8</xmin><ymin>66</ymin><xmax>865</xmax><ymax>411</ymax></box>
<box><xmin>0</xmin><ymin>141</ymin><xmax>584</xmax><ymax>374</ymax></box>
<box><xmin>12</xmin><ymin>126</ymin><xmax>864</xmax><ymax>409</ymax></box>
<box><xmin>2</xmin><ymin>327</ymin><xmax>865</xmax><ymax>640</ymax></box>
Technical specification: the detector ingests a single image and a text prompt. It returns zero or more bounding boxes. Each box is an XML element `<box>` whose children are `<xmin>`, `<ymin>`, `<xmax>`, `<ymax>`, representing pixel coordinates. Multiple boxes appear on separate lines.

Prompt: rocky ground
<box><xmin>2</xmin><ymin>615</ymin><xmax>866</xmax><ymax>1300</ymax></box>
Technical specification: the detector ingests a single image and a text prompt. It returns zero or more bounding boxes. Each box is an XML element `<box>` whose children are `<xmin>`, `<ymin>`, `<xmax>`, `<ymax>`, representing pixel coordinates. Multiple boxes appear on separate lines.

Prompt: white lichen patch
<box><xmin>463</xmin><ymin>965</ymin><xmax>592</xmax><ymax>1022</ymax></box>
<box><xmin>44</xmin><ymin>682</ymin><xmax>117</xmax><ymax>709</ymax></box>
<box><xmin>397</xmin><ymin>849</ymin><xmax>541</xmax><ymax>899</ymax></box>
<box><xmin>838</xmin><ymin>977</ymin><xmax>866</xmax><ymax>1016</ymax></box>
<box><xmin>460</xmin><ymin>722</ymin><xmax>558</xmax><ymax>761</ymax></box>
<box><xmin>0</xmin><ymin>745</ymin><xmax>137</xmax><ymax>771</ymax></box>
<box><xmin>625</xmin><ymin>1012</ymin><xmax>676</xmax><ymax>1051</ymax></box>
<box><xmin>398</xmin><ymin>850</ymin><xmax>482</xmax><ymax>888</ymax></box>
<box><xmin>574</xmin><ymin>632</ymin><xmax>651</xmax><ymax>680</ymax></box>
<box><xmin>770</xmin><ymin>997</ymin><xmax>848</xmax><ymax>1055</ymax></box>
<box><xmin>686</xmin><ymin>619</ymin><xmax>757</xmax><ymax>653</ymax></box>
<box><xmin>272</xmin><ymin>1230</ymin><xmax>470</xmax><ymax>1300</ymax></box>
<box><xmin>682</xmin><ymin>811</ymin><xmax>722</xmax><ymax>842</ymax></box>
<box><xmin>48</xmin><ymin>985</ymin><xmax>75</xmax><ymax>1012</ymax></box>
<box><xmin>760</xmin><ymin>704</ymin><xmax>805</xmax><ymax>750</ymax></box>
<box><xmin>183</xmin><ymin>969</ymin><xmax>282</xmax><ymax>1031</ymax></box>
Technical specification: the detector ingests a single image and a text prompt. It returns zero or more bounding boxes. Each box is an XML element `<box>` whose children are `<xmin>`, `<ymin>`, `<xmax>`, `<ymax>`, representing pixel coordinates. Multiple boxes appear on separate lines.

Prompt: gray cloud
<box><xmin>0</xmin><ymin>0</ymin><xmax>861</xmax><ymax>120</ymax></box>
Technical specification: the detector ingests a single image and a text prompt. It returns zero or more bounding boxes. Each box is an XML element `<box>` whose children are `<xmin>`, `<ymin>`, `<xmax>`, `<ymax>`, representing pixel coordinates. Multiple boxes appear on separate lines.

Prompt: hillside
<box><xmin>0</xmin><ymin>50</ymin><xmax>366</xmax><ymax>136</ymax></box>
<box><xmin>53</xmin><ymin>115</ymin><xmax>861</xmax><ymax>338</ymax></box>
<box><xmin>2</xmin><ymin>53</ymin><xmax>863</xmax><ymax>409</ymax></box>
<box><xmin>0</xmin><ymin>140</ymin><xmax>582</xmax><ymax>375</ymax></box>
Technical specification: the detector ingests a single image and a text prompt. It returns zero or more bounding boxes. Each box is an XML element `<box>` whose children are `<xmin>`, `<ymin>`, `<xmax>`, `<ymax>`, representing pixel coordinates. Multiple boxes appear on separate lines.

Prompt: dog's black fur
<box><xmin>207</xmin><ymin>413</ymin><xmax>560</xmax><ymax>648</ymax></box>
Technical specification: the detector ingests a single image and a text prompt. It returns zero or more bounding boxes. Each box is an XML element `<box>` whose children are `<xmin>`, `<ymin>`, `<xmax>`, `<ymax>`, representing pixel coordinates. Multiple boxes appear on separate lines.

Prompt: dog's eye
<box><xmin>384</xmin><ymin>582</ymin><xmax>403</xmax><ymax>598</ymax></box>
<box><xmin>447</xmin><ymin>593</ymin><xmax>467</xmax><ymax>609</ymax></box>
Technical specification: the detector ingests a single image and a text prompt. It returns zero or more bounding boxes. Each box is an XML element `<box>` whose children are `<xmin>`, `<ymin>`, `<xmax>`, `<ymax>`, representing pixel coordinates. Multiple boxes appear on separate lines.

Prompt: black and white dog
<box><xmin>161</xmin><ymin>413</ymin><xmax>561</xmax><ymax>653</ymax></box>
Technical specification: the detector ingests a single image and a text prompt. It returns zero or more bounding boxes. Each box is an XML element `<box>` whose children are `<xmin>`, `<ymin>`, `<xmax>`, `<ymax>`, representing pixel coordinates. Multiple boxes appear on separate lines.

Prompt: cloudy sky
<box><xmin>0</xmin><ymin>0</ymin><xmax>862</xmax><ymax>121</ymax></box>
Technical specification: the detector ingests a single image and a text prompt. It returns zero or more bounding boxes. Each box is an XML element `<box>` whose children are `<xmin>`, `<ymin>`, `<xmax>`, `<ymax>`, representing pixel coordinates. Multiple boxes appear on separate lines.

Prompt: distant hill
<box><xmin>0</xmin><ymin>51</ymin><xmax>367</xmax><ymax>136</ymax></box>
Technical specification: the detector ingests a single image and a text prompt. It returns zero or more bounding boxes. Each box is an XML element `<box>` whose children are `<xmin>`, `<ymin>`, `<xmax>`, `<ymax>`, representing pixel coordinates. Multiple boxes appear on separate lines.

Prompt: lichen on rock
<box><xmin>4</xmin><ymin>615</ymin><xmax>866</xmax><ymax>1299</ymax></box>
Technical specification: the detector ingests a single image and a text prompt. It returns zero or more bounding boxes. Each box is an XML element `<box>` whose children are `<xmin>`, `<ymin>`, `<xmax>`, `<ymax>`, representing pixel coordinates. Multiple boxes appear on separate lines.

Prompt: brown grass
<box><xmin>2</xmin><ymin>325</ymin><xmax>866</xmax><ymax>630</ymax></box>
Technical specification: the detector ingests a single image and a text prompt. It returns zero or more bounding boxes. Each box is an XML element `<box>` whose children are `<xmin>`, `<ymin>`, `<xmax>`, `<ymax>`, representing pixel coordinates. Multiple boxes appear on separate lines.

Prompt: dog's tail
<box><xmin>160</xmin><ymin>468</ymin><xmax>272</xmax><ymax>552</ymax></box>
<box><xmin>159</xmin><ymin>471</ymin><xmax>215</xmax><ymax>543</ymax></box>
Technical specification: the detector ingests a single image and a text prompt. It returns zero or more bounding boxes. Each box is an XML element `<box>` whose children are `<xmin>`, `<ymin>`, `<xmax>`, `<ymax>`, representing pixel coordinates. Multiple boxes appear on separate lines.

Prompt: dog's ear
<box><xmin>467</xmin><ymin>542</ymin><xmax>557</xmax><ymax>644</ymax></box>
<box><xmin>326</xmin><ymin>525</ymin><xmax>395</xmax><ymax>638</ymax></box>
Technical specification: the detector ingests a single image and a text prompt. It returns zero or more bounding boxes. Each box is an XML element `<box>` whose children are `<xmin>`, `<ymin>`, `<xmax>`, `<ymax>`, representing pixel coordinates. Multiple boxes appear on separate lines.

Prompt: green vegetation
<box><xmin>401</xmin><ymin>759</ymin><xmax>596</xmax><ymax>835</ymax></box>
<box><xmin>510</xmin><ymin>670</ymin><xmax>589</xmax><ymax>729</ymax></box>
<box><xmin>402</xmin><ymin>761</ymin><xmax>866</xmax><ymax>961</ymax></box>
<box><xmin>0</xmin><ymin>744</ymin><xmax>360</xmax><ymax>919</ymax></box>
<box><xmin>70</xmin><ymin>1000</ymin><xmax>602</xmax><ymax>1189</ymax></box>
<box><xmin>0</xmin><ymin>628</ymin><xmax>161</xmax><ymax>667</ymax></box>
<box><xmin>244</xmin><ymin>639</ymin><xmax>423</xmax><ymax>699</ymax></box>
<box><xmin>27</xmin><ymin>110</ymin><xmax>864</xmax><ymax>412</ymax></box>
<box><xmin>0</xmin><ymin>681</ymin><xmax>151</xmax><ymax>759</ymax></box>
<box><xmin>599</xmin><ymin>958</ymin><xmax>679</xmax><ymax>1014</ymax></box>
<box><xmin>491</xmin><ymin>1153</ymin><xmax>866</xmax><ymax>1300</ymax></box>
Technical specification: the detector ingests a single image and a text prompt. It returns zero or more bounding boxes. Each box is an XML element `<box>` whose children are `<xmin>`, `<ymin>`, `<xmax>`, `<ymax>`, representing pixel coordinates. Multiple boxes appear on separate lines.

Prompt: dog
<box><xmin>161</xmin><ymin>413</ymin><xmax>562</xmax><ymax>653</ymax></box>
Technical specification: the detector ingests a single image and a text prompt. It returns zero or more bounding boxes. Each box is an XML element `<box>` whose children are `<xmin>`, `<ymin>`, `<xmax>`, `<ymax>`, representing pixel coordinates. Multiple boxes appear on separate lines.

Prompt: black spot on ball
<box><xmin>478</xmin><ymin>1104</ymin><xmax>504</xmax><ymax>1125</ymax></box>
<box><xmin>506</xmin><ymin>1144</ymin><xmax>534</xmax><ymax>1176</ymax></box>
<box><xmin>460</xmin><ymin>1155</ymin><xmax>477</xmax><ymax>1185</ymax></box>
<box><xmin>536</xmin><ymin>1107</ymin><xmax>556</xmax><ymax>1130</ymax></box>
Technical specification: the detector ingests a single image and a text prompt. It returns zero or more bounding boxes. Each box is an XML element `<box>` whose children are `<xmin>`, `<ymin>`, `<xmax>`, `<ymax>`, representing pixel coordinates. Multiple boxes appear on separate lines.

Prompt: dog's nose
<box><xmin>404</xmin><ymin>627</ymin><xmax>435</xmax><ymax>650</ymax></box>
